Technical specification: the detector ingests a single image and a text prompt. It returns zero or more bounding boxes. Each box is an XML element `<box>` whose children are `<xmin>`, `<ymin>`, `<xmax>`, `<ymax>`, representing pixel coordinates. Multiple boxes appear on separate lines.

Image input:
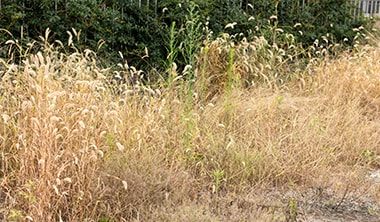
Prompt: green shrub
<box><xmin>0</xmin><ymin>0</ymin><xmax>369</xmax><ymax>76</ymax></box>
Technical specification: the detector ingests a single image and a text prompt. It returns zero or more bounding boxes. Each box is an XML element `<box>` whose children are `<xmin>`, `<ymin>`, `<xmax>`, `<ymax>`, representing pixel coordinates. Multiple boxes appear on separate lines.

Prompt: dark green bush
<box><xmin>0</xmin><ymin>0</ymin><xmax>368</xmax><ymax>74</ymax></box>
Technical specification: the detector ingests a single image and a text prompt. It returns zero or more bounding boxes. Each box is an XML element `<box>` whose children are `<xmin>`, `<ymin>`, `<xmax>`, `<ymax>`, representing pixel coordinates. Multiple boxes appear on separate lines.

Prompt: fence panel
<box><xmin>361</xmin><ymin>0</ymin><xmax>380</xmax><ymax>17</ymax></box>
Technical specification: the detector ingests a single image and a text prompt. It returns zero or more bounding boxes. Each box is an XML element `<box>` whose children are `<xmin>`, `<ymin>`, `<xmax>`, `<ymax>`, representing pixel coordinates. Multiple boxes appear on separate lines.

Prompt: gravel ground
<box><xmin>272</xmin><ymin>171</ymin><xmax>380</xmax><ymax>222</ymax></box>
<box><xmin>224</xmin><ymin>170</ymin><xmax>380</xmax><ymax>221</ymax></box>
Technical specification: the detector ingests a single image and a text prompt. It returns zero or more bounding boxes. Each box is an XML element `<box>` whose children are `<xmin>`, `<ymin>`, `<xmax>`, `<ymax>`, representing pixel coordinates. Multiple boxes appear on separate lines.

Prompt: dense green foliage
<box><xmin>0</xmin><ymin>0</ymin><xmax>368</xmax><ymax>73</ymax></box>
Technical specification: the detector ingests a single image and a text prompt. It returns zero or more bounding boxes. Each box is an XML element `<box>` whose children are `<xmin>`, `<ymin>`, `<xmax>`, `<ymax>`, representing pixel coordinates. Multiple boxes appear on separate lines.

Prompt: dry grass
<box><xmin>1</xmin><ymin>35</ymin><xmax>380</xmax><ymax>221</ymax></box>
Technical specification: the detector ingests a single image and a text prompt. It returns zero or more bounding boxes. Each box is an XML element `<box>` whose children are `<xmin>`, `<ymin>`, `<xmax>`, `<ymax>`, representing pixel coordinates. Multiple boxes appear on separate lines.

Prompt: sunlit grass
<box><xmin>0</xmin><ymin>29</ymin><xmax>379</xmax><ymax>221</ymax></box>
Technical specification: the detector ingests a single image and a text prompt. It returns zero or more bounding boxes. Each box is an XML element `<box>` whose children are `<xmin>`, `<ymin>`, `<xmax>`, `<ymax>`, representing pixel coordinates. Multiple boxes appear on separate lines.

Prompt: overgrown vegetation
<box><xmin>1</xmin><ymin>21</ymin><xmax>380</xmax><ymax>220</ymax></box>
<box><xmin>1</xmin><ymin>0</ymin><xmax>380</xmax><ymax>221</ymax></box>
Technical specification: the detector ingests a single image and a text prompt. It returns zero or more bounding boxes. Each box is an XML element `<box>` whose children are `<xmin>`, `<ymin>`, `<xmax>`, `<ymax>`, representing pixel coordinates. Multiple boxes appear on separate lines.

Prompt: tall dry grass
<box><xmin>0</xmin><ymin>33</ymin><xmax>380</xmax><ymax>221</ymax></box>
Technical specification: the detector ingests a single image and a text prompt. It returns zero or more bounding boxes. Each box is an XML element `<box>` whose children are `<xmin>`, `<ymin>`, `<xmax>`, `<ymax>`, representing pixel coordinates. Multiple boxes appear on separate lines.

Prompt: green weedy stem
<box><xmin>167</xmin><ymin>21</ymin><xmax>179</xmax><ymax>91</ymax></box>
<box><xmin>222</xmin><ymin>47</ymin><xmax>237</xmax><ymax>149</ymax></box>
<box><xmin>182</xmin><ymin>1</ymin><xmax>203</xmax><ymax>81</ymax></box>
<box><xmin>227</xmin><ymin>47</ymin><xmax>235</xmax><ymax>93</ymax></box>
<box><xmin>199</xmin><ymin>45</ymin><xmax>209</xmax><ymax>100</ymax></box>
<box><xmin>225</xmin><ymin>47</ymin><xmax>235</xmax><ymax>113</ymax></box>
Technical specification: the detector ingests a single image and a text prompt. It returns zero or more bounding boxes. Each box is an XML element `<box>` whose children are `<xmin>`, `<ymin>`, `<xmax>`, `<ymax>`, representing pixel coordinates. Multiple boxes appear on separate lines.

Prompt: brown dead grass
<box><xmin>0</xmin><ymin>38</ymin><xmax>380</xmax><ymax>221</ymax></box>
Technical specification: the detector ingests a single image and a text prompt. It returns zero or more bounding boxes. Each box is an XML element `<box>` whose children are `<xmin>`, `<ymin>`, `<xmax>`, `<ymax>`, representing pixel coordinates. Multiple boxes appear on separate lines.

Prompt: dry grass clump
<box><xmin>311</xmin><ymin>44</ymin><xmax>380</xmax><ymax>119</ymax></box>
<box><xmin>0</xmin><ymin>40</ymin><xmax>110</xmax><ymax>221</ymax></box>
<box><xmin>1</xmin><ymin>33</ymin><xmax>380</xmax><ymax>221</ymax></box>
<box><xmin>196</xmin><ymin>31</ymin><xmax>312</xmax><ymax>99</ymax></box>
<box><xmin>309</xmin><ymin>44</ymin><xmax>380</xmax><ymax>166</ymax></box>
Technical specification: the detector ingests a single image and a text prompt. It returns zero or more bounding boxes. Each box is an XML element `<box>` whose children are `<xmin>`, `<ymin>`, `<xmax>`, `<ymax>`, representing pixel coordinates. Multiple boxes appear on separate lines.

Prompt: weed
<box><xmin>165</xmin><ymin>21</ymin><xmax>180</xmax><ymax>90</ymax></box>
<box><xmin>212</xmin><ymin>170</ymin><xmax>225</xmax><ymax>195</ymax></box>
<box><xmin>8</xmin><ymin>209</ymin><xmax>24</xmax><ymax>221</ymax></box>
<box><xmin>285</xmin><ymin>197</ymin><xmax>298</xmax><ymax>222</ymax></box>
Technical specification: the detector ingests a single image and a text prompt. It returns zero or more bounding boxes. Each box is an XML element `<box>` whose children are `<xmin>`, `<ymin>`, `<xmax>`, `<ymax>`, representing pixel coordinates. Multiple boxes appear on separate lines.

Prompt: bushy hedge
<box><xmin>0</xmin><ymin>0</ymin><xmax>367</xmax><ymax>72</ymax></box>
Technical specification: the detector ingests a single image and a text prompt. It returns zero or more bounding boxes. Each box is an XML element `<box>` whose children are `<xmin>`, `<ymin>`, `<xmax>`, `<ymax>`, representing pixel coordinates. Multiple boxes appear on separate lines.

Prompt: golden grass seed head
<box><xmin>1</xmin><ymin>114</ymin><xmax>10</xmax><ymax>124</ymax></box>
<box><xmin>116</xmin><ymin>142</ymin><xmax>125</xmax><ymax>152</ymax></box>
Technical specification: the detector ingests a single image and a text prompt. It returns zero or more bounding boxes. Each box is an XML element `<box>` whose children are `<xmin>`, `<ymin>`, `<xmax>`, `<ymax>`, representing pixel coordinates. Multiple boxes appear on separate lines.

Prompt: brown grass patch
<box><xmin>1</xmin><ymin>38</ymin><xmax>380</xmax><ymax>221</ymax></box>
